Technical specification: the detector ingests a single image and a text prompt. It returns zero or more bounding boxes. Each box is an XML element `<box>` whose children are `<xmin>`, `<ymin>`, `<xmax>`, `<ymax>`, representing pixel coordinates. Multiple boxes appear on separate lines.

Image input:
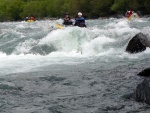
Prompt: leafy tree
<box><xmin>5</xmin><ymin>0</ymin><xmax>25</xmax><ymax>20</ymax></box>
<box><xmin>0</xmin><ymin>0</ymin><xmax>149</xmax><ymax>21</ymax></box>
<box><xmin>111</xmin><ymin>0</ymin><xmax>128</xmax><ymax>13</ymax></box>
<box><xmin>144</xmin><ymin>0</ymin><xmax>150</xmax><ymax>13</ymax></box>
<box><xmin>91</xmin><ymin>0</ymin><xmax>114</xmax><ymax>17</ymax></box>
<box><xmin>111</xmin><ymin>0</ymin><xmax>140</xmax><ymax>14</ymax></box>
<box><xmin>21</xmin><ymin>1</ymin><xmax>47</xmax><ymax>19</ymax></box>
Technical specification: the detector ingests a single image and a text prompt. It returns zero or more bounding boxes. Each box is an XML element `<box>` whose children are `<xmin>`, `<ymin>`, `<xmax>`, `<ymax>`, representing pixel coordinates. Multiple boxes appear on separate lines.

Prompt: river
<box><xmin>0</xmin><ymin>18</ymin><xmax>150</xmax><ymax>113</ymax></box>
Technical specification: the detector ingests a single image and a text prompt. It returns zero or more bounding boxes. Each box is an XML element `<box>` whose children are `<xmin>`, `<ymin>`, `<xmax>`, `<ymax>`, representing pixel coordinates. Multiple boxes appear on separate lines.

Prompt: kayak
<box><xmin>27</xmin><ymin>20</ymin><xmax>35</xmax><ymax>22</ymax></box>
<box><xmin>55</xmin><ymin>24</ymin><xmax>87</xmax><ymax>29</ymax></box>
<box><xmin>128</xmin><ymin>13</ymin><xmax>139</xmax><ymax>20</ymax></box>
<box><xmin>55</xmin><ymin>24</ymin><xmax>64</xmax><ymax>29</ymax></box>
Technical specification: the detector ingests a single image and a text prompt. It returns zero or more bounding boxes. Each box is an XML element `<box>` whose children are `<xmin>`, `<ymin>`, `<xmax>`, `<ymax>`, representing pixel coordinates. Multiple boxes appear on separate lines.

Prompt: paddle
<box><xmin>55</xmin><ymin>24</ymin><xmax>64</xmax><ymax>29</ymax></box>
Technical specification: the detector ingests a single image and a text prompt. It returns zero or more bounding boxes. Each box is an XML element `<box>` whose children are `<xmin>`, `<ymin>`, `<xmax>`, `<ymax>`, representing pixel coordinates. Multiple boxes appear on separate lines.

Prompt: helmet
<box><xmin>78</xmin><ymin>12</ymin><xmax>82</xmax><ymax>16</ymax></box>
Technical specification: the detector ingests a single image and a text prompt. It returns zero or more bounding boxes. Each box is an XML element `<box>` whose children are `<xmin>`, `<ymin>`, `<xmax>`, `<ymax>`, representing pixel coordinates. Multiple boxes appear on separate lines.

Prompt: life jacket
<box><xmin>128</xmin><ymin>10</ymin><xmax>133</xmax><ymax>17</ymax></box>
<box><xmin>74</xmin><ymin>17</ymin><xmax>86</xmax><ymax>27</ymax></box>
<box><xmin>63</xmin><ymin>17</ymin><xmax>73</xmax><ymax>25</ymax></box>
<box><xmin>31</xmin><ymin>17</ymin><xmax>35</xmax><ymax>21</ymax></box>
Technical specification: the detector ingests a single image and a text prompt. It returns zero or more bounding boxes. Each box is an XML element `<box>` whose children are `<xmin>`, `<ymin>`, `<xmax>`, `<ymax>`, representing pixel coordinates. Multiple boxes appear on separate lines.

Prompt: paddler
<box><xmin>31</xmin><ymin>16</ymin><xmax>35</xmax><ymax>21</ymax></box>
<box><xmin>25</xmin><ymin>17</ymin><xmax>29</xmax><ymax>21</ymax></box>
<box><xmin>74</xmin><ymin>12</ymin><xmax>86</xmax><ymax>27</ymax></box>
<box><xmin>125</xmin><ymin>10</ymin><xmax>133</xmax><ymax>18</ymax></box>
<box><xmin>63</xmin><ymin>13</ymin><xmax>73</xmax><ymax>26</ymax></box>
<box><xmin>129</xmin><ymin>10</ymin><xmax>133</xmax><ymax>17</ymax></box>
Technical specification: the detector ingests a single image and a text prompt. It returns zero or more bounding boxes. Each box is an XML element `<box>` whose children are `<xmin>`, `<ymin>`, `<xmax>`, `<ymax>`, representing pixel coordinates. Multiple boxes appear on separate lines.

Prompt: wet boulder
<box><xmin>135</xmin><ymin>68</ymin><xmax>150</xmax><ymax>104</ymax></box>
<box><xmin>126</xmin><ymin>33</ymin><xmax>150</xmax><ymax>53</ymax></box>
<box><xmin>135</xmin><ymin>78</ymin><xmax>150</xmax><ymax>104</ymax></box>
<box><xmin>138</xmin><ymin>68</ymin><xmax>150</xmax><ymax>77</ymax></box>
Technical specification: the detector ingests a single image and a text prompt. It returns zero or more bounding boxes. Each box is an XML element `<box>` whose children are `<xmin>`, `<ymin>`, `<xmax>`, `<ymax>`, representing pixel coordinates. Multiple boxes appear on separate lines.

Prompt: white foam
<box><xmin>38</xmin><ymin>27</ymin><xmax>94</xmax><ymax>52</ymax></box>
<box><xmin>14</xmin><ymin>38</ymin><xmax>39</xmax><ymax>54</ymax></box>
<box><xmin>81</xmin><ymin>36</ymin><xmax>115</xmax><ymax>56</ymax></box>
<box><xmin>0</xmin><ymin>18</ymin><xmax>149</xmax><ymax>75</ymax></box>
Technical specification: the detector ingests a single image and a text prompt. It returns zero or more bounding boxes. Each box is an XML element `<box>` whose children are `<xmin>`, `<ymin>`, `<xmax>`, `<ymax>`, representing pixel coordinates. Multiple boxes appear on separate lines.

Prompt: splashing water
<box><xmin>0</xmin><ymin>18</ymin><xmax>150</xmax><ymax>75</ymax></box>
<box><xmin>0</xmin><ymin>18</ymin><xmax>150</xmax><ymax>113</ymax></box>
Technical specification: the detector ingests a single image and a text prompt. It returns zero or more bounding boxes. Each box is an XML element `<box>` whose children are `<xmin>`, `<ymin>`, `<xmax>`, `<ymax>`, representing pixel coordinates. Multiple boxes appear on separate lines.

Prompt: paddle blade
<box><xmin>56</xmin><ymin>24</ymin><xmax>64</xmax><ymax>29</ymax></box>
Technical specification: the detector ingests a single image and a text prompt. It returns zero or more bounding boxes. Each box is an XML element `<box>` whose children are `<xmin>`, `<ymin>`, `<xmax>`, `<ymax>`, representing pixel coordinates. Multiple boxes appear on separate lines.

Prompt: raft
<box><xmin>27</xmin><ymin>20</ymin><xmax>35</xmax><ymax>22</ymax></box>
<box><xmin>128</xmin><ymin>13</ymin><xmax>140</xmax><ymax>20</ymax></box>
<box><xmin>55</xmin><ymin>24</ymin><xmax>86</xmax><ymax>29</ymax></box>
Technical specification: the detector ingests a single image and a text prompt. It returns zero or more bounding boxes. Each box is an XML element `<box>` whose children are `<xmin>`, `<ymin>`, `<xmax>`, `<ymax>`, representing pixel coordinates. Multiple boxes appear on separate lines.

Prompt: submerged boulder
<box><xmin>135</xmin><ymin>78</ymin><xmax>150</xmax><ymax>104</ymax></box>
<box><xmin>135</xmin><ymin>68</ymin><xmax>150</xmax><ymax>104</ymax></box>
<box><xmin>138</xmin><ymin>68</ymin><xmax>150</xmax><ymax>77</ymax></box>
<box><xmin>126</xmin><ymin>33</ymin><xmax>150</xmax><ymax>53</ymax></box>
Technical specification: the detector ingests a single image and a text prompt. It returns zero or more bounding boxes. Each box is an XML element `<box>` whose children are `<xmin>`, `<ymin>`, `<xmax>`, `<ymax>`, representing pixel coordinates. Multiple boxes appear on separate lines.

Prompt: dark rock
<box><xmin>135</xmin><ymin>78</ymin><xmax>150</xmax><ymax>104</ymax></box>
<box><xmin>126</xmin><ymin>33</ymin><xmax>150</xmax><ymax>53</ymax></box>
<box><xmin>138</xmin><ymin>68</ymin><xmax>150</xmax><ymax>77</ymax></box>
<box><xmin>135</xmin><ymin>68</ymin><xmax>150</xmax><ymax>104</ymax></box>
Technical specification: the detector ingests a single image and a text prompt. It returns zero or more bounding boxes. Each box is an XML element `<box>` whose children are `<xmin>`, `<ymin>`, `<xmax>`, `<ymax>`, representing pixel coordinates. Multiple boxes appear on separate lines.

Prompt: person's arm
<box><xmin>64</xmin><ymin>18</ymin><xmax>67</xmax><ymax>21</ymax></box>
<box><xmin>76</xmin><ymin>17</ymin><xmax>85</xmax><ymax>21</ymax></box>
<box><xmin>74</xmin><ymin>19</ymin><xmax>77</xmax><ymax>26</ymax></box>
<box><xmin>74</xmin><ymin>21</ymin><xmax>77</xmax><ymax>26</ymax></box>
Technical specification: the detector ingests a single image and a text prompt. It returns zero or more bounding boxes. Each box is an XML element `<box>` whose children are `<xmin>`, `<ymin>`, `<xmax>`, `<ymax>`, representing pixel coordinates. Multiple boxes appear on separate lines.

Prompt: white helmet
<box><xmin>78</xmin><ymin>12</ymin><xmax>82</xmax><ymax>16</ymax></box>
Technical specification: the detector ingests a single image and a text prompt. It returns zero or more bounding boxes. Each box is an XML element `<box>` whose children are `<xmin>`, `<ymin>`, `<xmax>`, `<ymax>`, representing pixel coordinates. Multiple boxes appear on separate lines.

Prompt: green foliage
<box><xmin>0</xmin><ymin>0</ymin><xmax>149</xmax><ymax>21</ymax></box>
<box><xmin>111</xmin><ymin>0</ymin><xmax>127</xmax><ymax>13</ymax></box>
<box><xmin>144</xmin><ymin>0</ymin><xmax>150</xmax><ymax>13</ymax></box>
<box><xmin>111</xmin><ymin>0</ymin><xmax>140</xmax><ymax>14</ymax></box>
<box><xmin>21</xmin><ymin>1</ymin><xmax>47</xmax><ymax>18</ymax></box>
<box><xmin>6</xmin><ymin>0</ymin><xmax>25</xmax><ymax>20</ymax></box>
<box><xmin>0</xmin><ymin>1</ymin><xmax>8</xmax><ymax>21</ymax></box>
<box><xmin>91</xmin><ymin>0</ymin><xmax>114</xmax><ymax>17</ymax></box>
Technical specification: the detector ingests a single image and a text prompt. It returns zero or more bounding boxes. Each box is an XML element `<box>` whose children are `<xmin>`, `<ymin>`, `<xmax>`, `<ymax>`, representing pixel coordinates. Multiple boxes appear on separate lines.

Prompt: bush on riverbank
<box><xmin>0</xmin><ymin>0</ymin><xmax>150</xmax><ymax>21</ymax></box>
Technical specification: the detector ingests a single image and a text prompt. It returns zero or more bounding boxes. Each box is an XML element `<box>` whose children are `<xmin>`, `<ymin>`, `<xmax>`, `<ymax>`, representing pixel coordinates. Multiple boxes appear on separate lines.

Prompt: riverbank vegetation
<box><xmin>0</xmin><ymin>0</ymin><xmax>150</xmax><ymax>21</ymax></box>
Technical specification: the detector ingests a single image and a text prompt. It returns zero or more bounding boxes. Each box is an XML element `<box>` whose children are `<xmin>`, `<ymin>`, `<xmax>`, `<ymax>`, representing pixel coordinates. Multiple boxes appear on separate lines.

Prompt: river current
<box><xmin>0</xmin><ymin>18</ymin><xmax>150</xmax><ymax>113</ymax></box>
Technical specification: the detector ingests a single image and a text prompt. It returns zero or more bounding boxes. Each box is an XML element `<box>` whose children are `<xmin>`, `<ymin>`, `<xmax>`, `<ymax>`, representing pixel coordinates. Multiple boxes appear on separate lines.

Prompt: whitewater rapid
<box><xmin>0</xmin><ymin>18</ymin><xmax>150</xmax><ymax>75</ymax></box>
<box><xmin>1</xmin><ymin>18</ymin><xmax>150</xmax><ymax>113</ymax></box>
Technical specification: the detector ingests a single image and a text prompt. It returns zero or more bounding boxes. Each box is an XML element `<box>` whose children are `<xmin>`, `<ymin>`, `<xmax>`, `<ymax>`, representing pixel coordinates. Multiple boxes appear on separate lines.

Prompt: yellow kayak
<box><xmin>56</xmin><ymin>24</ymin><xmax>64</xmax><ymax>29</ymax></box>
<box><xmin>27</xmin><ymin>20</ymin><xmax>35</xmax><ymax>22</ymax></box>
<box><xmin>128</xmin><ymin>13</ymin><xmax>140</xmax><ymax>20</ymax></box>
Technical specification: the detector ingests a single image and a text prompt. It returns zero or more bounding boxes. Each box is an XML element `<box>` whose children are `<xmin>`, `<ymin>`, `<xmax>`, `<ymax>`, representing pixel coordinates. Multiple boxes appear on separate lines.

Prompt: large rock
<box><xmin>138</xmin><ymin>68</ymin><xmax>150</xmax><ymax>77</ymax></box>
<box><xmin>135</xmin><ymin>68</ymin><xmax>150</xmax><ymax>104</ymax></box>
<box><xmin>135</xmin><ymin>78</ymin><xmax>150</xmax><ymax>104</ymax></box>
<box><xmin>126</xmin><ymin>33</ymin><xmax>150</xmax><ymax>53</ymax></box>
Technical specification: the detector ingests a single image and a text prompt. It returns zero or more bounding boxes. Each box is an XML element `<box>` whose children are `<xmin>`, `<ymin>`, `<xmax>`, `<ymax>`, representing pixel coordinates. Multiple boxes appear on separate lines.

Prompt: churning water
<box><xmin>0</xmin><ymin>18</ymin><xmax>150</xmax><ymax>113</ymax></box>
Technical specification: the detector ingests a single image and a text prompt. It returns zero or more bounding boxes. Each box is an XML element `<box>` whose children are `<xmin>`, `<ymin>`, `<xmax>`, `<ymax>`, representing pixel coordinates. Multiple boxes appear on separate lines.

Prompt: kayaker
<box><xmin>125</xmin><ymin>10</ymin><xmax>133</xmax><ymax>18</ymax></box>
<box><xmin>129</xmin><ymin>10</ymin><xmax>133</xmax><ymax>17</ymax></box>
<box><xmin>31</xmin><ymin>16</ymin><xmax>35</xmax><ymax>21</ymax></box>
<box><xmin>63</xmin><ymin>13</ymin><xmax>73</xmax><ymax>26</ymax></box>
<box><xmin>74</xmin><ymin>12</ymin><xmax>86</xmax><ymax>27</ymax></box>
<box><xmin>25</xmin><ymin>17</ymin><xmax>29</xmax><ymax>21</ymax></box>
<box><xmin>125</xmin><ymin>11</ymin><xmax>130</xmax><ymax>17</ymax></box>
